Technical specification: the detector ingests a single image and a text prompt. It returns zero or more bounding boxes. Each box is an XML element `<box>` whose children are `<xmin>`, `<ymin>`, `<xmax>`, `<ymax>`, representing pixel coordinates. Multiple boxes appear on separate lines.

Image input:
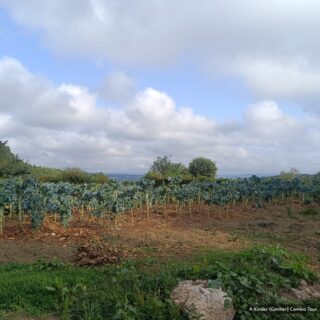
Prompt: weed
<box><xmin>287</xmin><ymin>206</ymin><xmax>294</xmax><ymax>218</ymax></box>
<box><xmin>301</xmin><ymin>207</ymin><xmax>320</xmax><ymax>216</ymax></box>
<box><xmin>0</xmin><ymin>246</ymin><xmax>319</xmax><ymax>319</ymax></box>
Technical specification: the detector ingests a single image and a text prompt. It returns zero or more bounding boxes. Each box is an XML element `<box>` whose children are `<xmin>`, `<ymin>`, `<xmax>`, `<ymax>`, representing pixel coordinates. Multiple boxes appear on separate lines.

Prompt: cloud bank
<box><xmin>0</xmin><ymin>57</ymin><xmax>319</xmax><ymax>174</ymax></box>
<box><xmin>1</xmin><ymin>0</ymin><xmax>320</xmax><ymax>114</ymax></box>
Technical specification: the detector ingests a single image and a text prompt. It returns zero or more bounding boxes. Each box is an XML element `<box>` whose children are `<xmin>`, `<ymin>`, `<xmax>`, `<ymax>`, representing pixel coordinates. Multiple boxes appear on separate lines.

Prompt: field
<box><xmin>0</xmin><ymin>177</ymin><xmax>320</xmax><ymax>319</ymax></box>
<box><xmin>1</xmin><ymin>202</ymin><xmax>320</xmax><ymax>269</ymax></box>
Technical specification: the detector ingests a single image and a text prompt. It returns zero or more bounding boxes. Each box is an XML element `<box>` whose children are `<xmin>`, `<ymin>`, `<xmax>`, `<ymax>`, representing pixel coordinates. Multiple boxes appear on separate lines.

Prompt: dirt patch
<box><xmin>279</xmin><ymin>280</ymin><xmax>320</xmax><ymax>301</ymax></box>
<box><xmin>74</xmin><ymin>240</ymin><xmax>131</xmax><ymax>266</ymax></box>
<box><xmin>1</xmin><ymin>312</ymin><xmax>58</xmax><ymax>320</ymax></box>
<box><xmin>116</xmin><ymin>219</ymin><xmax>244</xmax><ymax>258</ymax></box>
<box><xmin>0</xmin><ymin>239</ymin><xmax>74</xmax><ymax>264</ymax></box>
<box><xmin>0</xmin><ymin>203</ymin><xmax>319</xmax><ymax>270</ymax></box>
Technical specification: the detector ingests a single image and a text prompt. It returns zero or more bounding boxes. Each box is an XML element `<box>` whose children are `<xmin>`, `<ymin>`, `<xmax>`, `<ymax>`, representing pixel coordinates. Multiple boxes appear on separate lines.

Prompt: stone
<box><xmin>280</xmin><ymin>280</ymin><xmax>320</xmax><ymax>301</ymax></box>
<box><xmin>171</xmin><ymin>280</ymin><xmax>235</xmax><ymax>320</ymax></box>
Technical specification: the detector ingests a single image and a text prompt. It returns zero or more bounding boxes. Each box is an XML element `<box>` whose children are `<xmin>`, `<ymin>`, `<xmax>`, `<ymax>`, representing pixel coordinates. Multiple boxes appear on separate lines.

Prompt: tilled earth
<box><xmin>0</xmin><ymin>203</ymin><xmax>319</xmax><ymax>271</ymax></box>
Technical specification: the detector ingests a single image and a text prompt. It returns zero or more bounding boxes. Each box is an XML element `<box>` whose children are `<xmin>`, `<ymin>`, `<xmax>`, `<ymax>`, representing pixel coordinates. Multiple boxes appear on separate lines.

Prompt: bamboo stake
<box><xmin>146</xmin><ymin>193</ymin><xmax>150</xmax><ymax>220</ymax></box>
<box><xmin>0</xmin><ymin>207</ymin><xmax>4</xmax><ymax>236</ymax></box>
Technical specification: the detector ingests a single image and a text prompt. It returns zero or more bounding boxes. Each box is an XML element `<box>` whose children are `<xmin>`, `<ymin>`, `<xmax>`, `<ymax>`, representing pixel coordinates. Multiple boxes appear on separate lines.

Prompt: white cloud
<box><xmin>98</xmin><ymin>71</ymin><xmax>135</xmax><ymax>103</ymax></box>
<box><xmin>1</xmin><ymin>1</ymin><xmax>319</xmax><ymax>64</ymax></box>
<box><xmin>220</xmin><ymin>57</ymin><xmax>320</xmax><ymax>116</ymax></box>
<box><xmin>2</xmin><ymin>0</ymin><xmax>320</xmax><ymax>114</ymax></box>
<box><xmin>0</xmin><ymin>57</ymin><xmax>320</xmax><ymax>174</ymax></box>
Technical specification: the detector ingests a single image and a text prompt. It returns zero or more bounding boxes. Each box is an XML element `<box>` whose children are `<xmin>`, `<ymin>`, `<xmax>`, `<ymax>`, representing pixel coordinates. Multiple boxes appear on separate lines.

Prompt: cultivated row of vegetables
<box><xmin>0</xmin><ymin>175</ymin><xmax>319</xmax><ymax>233</ymax></box>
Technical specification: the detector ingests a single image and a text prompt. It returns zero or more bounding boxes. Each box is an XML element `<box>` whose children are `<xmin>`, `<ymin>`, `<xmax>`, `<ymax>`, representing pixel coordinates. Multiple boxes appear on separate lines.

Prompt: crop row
<box><xmin>0</xmin><ymin>175</ymin><xmax>319</xmax><ymax>233</ymax></box>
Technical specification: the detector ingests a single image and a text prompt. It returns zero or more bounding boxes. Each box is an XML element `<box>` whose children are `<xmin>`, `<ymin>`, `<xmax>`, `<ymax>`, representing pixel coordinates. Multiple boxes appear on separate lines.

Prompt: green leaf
<box><xmin>45</xmin><ymin>286</ymin><xmax>56</xmax><ymax>292</ymax></box>
<box><xmin>208</xmin><ymin>279</ymin><xmax>223</xmax><ymax>289</ymax></box>
<box><xmin>224</xmin><ymin>298</ymin><xmax>232</xmax><ymax>309</ymax></box>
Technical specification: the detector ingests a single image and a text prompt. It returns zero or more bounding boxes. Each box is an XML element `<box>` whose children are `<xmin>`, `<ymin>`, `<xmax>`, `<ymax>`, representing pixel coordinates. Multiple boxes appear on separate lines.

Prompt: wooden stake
<box><xmin>0</xmin><ymin>208</ymin><xmax>3</xmax><ymax>236</ymax></box>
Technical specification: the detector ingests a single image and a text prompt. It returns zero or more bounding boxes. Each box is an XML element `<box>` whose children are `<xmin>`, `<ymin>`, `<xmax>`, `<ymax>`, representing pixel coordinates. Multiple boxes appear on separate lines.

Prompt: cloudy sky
<box><xmin>0</xmin><ymin>0</ymin><xmax>319</xmax><ymax>175</ymax></box>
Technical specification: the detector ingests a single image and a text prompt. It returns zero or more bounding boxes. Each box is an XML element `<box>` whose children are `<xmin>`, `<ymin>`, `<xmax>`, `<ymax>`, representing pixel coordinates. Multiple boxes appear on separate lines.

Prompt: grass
<box><xmin>0</xmin><ymin>246</ymin><xmax>319</xmax><ymax>320</ymax></box>
<box><xmin>300</xmin><ymin>207</ymin><xmax>320</xmax><ymax>216</ymax></box>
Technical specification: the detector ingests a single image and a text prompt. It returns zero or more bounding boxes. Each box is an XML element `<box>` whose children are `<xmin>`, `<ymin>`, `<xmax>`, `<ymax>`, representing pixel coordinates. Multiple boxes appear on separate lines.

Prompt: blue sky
<box><xmin>0</xmin><ymin>8</ymin><xmax>255</xmax><ymax>122</ymax></box>
<box><xmin>0</xmin><ymin>1</ymin><xmax>319</xmax><ymax>174</ymax></box>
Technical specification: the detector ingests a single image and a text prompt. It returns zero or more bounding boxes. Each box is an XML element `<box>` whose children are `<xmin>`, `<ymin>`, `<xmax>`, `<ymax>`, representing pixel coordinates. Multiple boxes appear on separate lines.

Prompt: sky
<box><xmin>0</xmin><ymin>0</ymin><xmax>319</xmax><ymax>175</ymax></box>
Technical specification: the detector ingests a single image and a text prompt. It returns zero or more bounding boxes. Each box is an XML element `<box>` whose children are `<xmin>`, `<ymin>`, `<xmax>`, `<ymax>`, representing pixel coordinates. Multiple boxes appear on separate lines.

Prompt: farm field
<box><xmin>0</xmin><ymin>202</ymin><xmax>319</xmax><ymax>270</ymax></box>
<box><xmin>3</xmin><ymin>1</ymin><xmax>320</xmax><ymax>318</ymax></box>
<box><xmin>0</xmin><ymin>176</ymin><xmax>320</xmax><ymax>319</ymax></box>
<box><xmin>1</xmin><ymin>200</ymin><xmax>320</xmax><ymax>319</ymax></box>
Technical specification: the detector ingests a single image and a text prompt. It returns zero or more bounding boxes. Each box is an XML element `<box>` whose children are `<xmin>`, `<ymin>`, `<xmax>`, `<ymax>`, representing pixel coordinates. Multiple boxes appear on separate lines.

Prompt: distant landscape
<box><xmin>108</xmin><ymin>173</ymin><xmax>278</xmax><ymax>181</ymax></box>
<box><xmin>0</xmin><ymin>141</ymin><xmax>319</xmax><ymax>319</ymax></box>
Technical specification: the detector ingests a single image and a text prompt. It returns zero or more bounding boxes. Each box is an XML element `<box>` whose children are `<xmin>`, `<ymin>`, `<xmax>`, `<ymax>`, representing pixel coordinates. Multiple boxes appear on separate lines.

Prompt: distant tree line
<box><xmin>0</xmin><ymin>141</ymin><xmax>30</xmax><ymax>177</ymax></box>
<box><xmin>2</xmin><ymin>140</ymin><xmax>319</xmax><ymax>185</ymax></box>
<box><xmin>145</xmin><ymin>155</ymin><xmax>217</xmax><ymax>184</ymax></box>
<box><xmin>0</xmin><ymin>141</ymin><xmax>108</xmax><ymax>183</ymax></box>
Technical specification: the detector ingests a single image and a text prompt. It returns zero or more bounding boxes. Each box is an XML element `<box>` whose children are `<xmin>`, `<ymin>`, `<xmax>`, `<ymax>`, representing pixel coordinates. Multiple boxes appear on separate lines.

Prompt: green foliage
<box><xmin>0</xmin><ymin>141</ymin><xmax>109</xmax><ymax>184</ymax></box>
<box><xmin>60</xmin><ymin>167</ymin><xmax>93</xmax><ymax>184</ymax></box>
<box><xmin>30</xmin><ymin>165</ymin><xmax>64</xmax><ymax>182</ymax></box>
<box><xmin>31</xmin><ymin>166</ymin><xmax>109</xmax><ymax>184</ymax></box>
<box><xmin>300</xmin><ymin>207</ymin><xmax>320</xmax><ymax>216</ymax></box>
<box><xmin>22</xmin><ymin>177</ymin><xmax>45</xmax><ymax>228</ymax></box>
<box><xmin>1</xmin><ymin>173</ymin><xmax>320</xmax><ymax>230</ymax></box>
<box><xmin>188</xmin><ymin>157</ymin><xmax>217</xmax><ymax>179</ymax></box>
<box><xmin>0</xmin><ymin>141</ymin><xmax>30</xmax><ymax>177</ymax></box>
<box><xmin>146</xmin><ymin>155</ymin><xmax>190</xmax><ymax>181</ymax></box>
<box><xmin>91</xmin><ymin>172</ymin><xmax>109</xmax><ymax>184</ymax></box>
<box><xmin>0</xmin><ymin>246</ymin><xmax>318</xmax><ymax>320</ymax></box>
<box><xmin>279</xmin><ymin>168</ymin><xmax>300</xmax><ymax>181</ymax></box>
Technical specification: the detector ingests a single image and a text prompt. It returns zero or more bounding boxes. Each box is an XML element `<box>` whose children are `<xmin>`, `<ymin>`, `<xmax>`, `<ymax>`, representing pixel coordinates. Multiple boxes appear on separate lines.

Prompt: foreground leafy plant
<box><xmin>0</xmin><ymin>246</ymin><xmax>318</xmax><ymax>319</ymax></box>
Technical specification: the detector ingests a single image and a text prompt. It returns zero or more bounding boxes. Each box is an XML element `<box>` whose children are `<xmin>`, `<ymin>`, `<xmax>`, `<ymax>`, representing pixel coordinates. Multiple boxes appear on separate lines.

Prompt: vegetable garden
<box><xmin>1</xmin><ymin>175</ymin><xmax>320</xmax><ymax>235</ymax></box>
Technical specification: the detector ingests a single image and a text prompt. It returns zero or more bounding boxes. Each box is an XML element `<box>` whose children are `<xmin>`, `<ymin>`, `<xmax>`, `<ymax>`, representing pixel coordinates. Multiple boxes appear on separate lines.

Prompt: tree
<box><xmin>91</xmin><ymin>172</ymin><xmax>109</xmax><ymax>184</ymax></box>
<box><xmin>146</xmin><ymin>155</ymin><xmax>189</xmax><ymax>180</ymax></box>
<box><xmin>188</xmin><ymin>157</ymin><xmax>217</xmax><ymax>179</ymax></box>
<box><xmin>279</xmin><ymin>168</ymin><xmax>300</xmax><ymax>181</ymax></box>
<box><xmin>60</xmin><ymin>167</ymin><xmax>91</xmax><ymax>183</ymax></box>
<box><xmin>0</xmin><ymin>140</ymin><xmax>30</xmax><ymax>177</ymax></box>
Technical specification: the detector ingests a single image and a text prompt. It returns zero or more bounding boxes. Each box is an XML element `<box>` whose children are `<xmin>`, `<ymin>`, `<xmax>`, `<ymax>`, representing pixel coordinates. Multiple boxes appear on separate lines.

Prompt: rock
<box><xmin>171</xmin><ymin>280</ymin><xmax>235</xmax><ymax>320</ymax></box>
<box><xmin>280</xmin><ymin>280</ymin><xmax>320</xmax><ymax>301</ymax></box>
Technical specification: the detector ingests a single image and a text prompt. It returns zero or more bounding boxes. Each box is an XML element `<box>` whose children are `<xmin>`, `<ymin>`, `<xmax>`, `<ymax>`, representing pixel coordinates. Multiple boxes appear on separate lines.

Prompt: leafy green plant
<box><xmin>300</xmin><ymin>207</ymin><xmax>319</xmax><ymax>216</ymax></box>
<box><xmin>0</xmin><ymin>246</ymin><xmax>319</xmax><ymax>319</ymax></box>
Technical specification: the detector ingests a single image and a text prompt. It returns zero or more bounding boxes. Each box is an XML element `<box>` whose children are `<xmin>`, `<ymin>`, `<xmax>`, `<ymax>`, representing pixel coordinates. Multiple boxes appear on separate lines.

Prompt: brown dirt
<box><xmin>0</xmin><ymin>203</ymin><xmax>319</xmax><ymax>271</ymax></box>
<box><xmin>0</xmin><ymin>239</ymin><xmax>74</xmax><ymax>264</ymax></box>
<box><xmin>1</xmin><ymin>313</ymin><xmax>58</xmax><ymax>320</ymax></box>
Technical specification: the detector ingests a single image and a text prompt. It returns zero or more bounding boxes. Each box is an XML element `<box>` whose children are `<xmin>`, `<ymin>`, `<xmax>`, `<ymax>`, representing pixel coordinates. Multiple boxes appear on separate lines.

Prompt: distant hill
<box><xmin>0</xmin><ymin>140</ymin><xmax>109</xmax><ymax>183</ymax></box>
<box><xmin>108</xmin><ymin>173</ymin><xmax>275</xmax><ymax>181</ymax></box>
<box><xmin>108</xmin><ymin>174</ymin><xmax>144</xmax><ymax>181</ymax></box>
<box><xmin>0</xmin><ymin>140</ymin><xmax>30</xmax><ymax>177</ymax></box>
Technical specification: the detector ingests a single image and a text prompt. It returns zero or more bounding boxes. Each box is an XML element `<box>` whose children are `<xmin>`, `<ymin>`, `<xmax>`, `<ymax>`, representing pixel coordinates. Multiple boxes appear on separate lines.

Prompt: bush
<box><xmin>188</xmin><ymin>157</ymin><xmax>217</xmax><ymax>179</ymax></box>
<box><xmin>0</xmin><ymin>141</ymin><xmax>30</xmax><ymax>177</ymax></box>
<box><xmin>146</xmin><ymin>156</ymin><xmax>191</xmax><ymax>182</ymax></box>
<box><xmin>60</xmin><ymin>168</ymin><xmax>91</xmax><ymax>184</ymax></box>
<box><xmin>91</xmin><ymin>172</ymin><xmax>109</xmax><ymax>184</ymax></box>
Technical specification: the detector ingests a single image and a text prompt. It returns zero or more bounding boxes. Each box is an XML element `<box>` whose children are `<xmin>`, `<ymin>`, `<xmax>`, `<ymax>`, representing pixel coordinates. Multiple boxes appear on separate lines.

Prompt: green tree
<box><xmin>279</xmin><ymin>168</ymin><xmax>300</xmax><ymax>181</ymax></box>
<box><xmin>60</xmin><ymin>167</ymin><xmax>91</xmax><ymax>183</ymax></box>
<box><xmin>91</xmin><ymin>172</ymin><xmax>109</xmax><ymax>183</ymax></box>
<box><xmin>188</xmin><ymin>157</ymin><xmax>217</xmax><ymax>179</ymax></box>
<box><xmin>0</xmin><ymin>140</ymin><xmax>30</xmax><ymax>177</ymax></box>
<box><xmin>146</xmin><ymin>155</ymin><xmax>189</xmax><ymax>180</ymax></box>
<box><xmin>30</xmin><ymin>165</ymin><xmax>64</xmax><ymax>182</ymax></box>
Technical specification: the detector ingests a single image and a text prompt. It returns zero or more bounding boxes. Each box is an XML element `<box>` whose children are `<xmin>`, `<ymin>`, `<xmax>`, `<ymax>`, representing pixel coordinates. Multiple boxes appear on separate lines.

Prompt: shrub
<box><xmin>188</xmin><ymin>157</ymin><xmax>217</xmax><ymax>179</ymax></box>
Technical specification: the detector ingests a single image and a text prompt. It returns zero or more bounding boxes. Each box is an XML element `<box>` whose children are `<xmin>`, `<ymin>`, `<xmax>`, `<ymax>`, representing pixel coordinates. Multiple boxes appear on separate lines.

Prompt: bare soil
<box><xmin>0</xmin><ymin>202</ymin><xmax>319</xmax><ymax>271</ymax></box>
<box><xmin>1</xmin><ymin>313</ymin><xmax>58</xmax><ymax>320</ymax></box>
